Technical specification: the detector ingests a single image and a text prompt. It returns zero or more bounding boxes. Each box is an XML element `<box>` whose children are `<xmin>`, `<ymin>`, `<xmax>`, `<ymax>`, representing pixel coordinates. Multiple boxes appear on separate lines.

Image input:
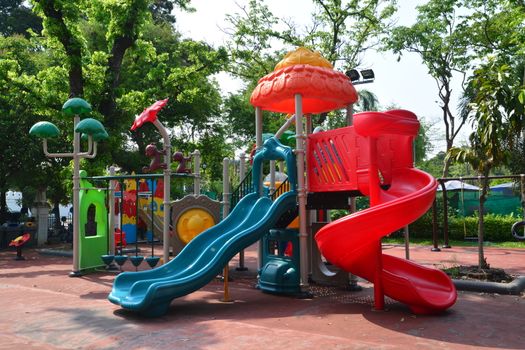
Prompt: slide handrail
<box><xmin>252</xmin><ymin>137</ymin><xmax>297</xmax><ymax>191</ymax></box>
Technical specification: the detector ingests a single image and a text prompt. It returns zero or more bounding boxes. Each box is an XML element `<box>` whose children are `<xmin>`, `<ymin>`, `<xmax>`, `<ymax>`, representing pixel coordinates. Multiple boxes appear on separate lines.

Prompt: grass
<box><xmin>442</xmin><ymin>265</ymin><xmax>461</xmax><ymax>279</ymax></box>
<box><xmin>382</xmin><ymin>237</ymin><xmax>525</xmax><ymax>248</ymax></box>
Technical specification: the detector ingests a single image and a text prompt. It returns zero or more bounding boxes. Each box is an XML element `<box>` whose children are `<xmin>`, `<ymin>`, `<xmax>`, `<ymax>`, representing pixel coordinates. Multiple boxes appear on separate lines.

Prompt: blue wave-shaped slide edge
<box><xmin>108</xmin><ymin>191</ymin><xmax>297</xmax><ymax>317</ymax></box>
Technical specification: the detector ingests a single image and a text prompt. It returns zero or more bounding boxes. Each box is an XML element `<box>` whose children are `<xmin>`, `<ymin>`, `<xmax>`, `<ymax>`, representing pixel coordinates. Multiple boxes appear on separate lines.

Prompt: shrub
<box><xmin>407</xmin><ymin>211</ymin><xmax>520</xmax><ymax>242</ymax></box>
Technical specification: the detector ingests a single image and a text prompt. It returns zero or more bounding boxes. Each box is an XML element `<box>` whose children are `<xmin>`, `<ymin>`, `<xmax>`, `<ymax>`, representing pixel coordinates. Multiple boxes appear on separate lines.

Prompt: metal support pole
<box><xmin>269</xmin><ymin>160</ymin><xmax>276</xmax><ymax>194</ymax></box>
<box><xmin>70</xmin><ymin>115</ymin><xmax>81</xmax><ymax>277</ymax></box>
<box><xmin>404</xmin><ymin>226</ymin><xmax>410</xmax><ymax>260</ymax></box>
<box><xmin>441</xmin><ymin>181</ymin><xmax>451</xmax><ymax>248</ymax></box>
<box><xmin>346</xmin><ymin>103</ymin><xmax>357</xmax><ymax>232</ymax></box>
<box><xmin>295</xmin><ymin>94</ymin><xmax>308</xmax><ymax>288</ymax></box>
<box><xmin>193</xmin><ymin>149</ymin><xmax>201</xmax><ymax>196</ymax></box>
<box><xmin>152</xmin><ymin>119</ymin><xmax>171</xmax><ymax>264</ymax></box>
<box><xmin>346</xmin><ymin>104</ymin><xmax>354</xmax><ymax>126</ymax></box>
<box><xmin>255</xmin><ymin>107</ymin><xmax>263</xmax><ymax>196</ymax></box>
<box><xmin>237</xmin><ymin>153</ymin><xmax>247</xmax><ymax>271</ymax></box>
<box><xmin>431</xmin><ymin>198</ymin><xmax>441</xmax><ymax>252</ymax></box>
<box><xmin>222</xmin><ymin>158</ymin><xmax>231</xmax><ymax>218</ymax></box>
<box><xmin>239</xmin><ymin>153</ymin><xmax>246</xmax><ymax>180</ymax></box>
<box><xmin>108</xmin><ymin>166</ymin><xmax>116</xmax><ymax>255</ymax></box>
<box><xmin>255</xmin><ymin>107</ymin><xmax>264</xmax><ymax>270</ymax></box>
<box><xmin>275</xmin><ymin>114</ymin><xmax>296</xmax><ymax>139</ymax></box>
<box><xmin>221</xmin><ymin>157</ymin><xmax>233</xmax><ymax>301</ymax></box>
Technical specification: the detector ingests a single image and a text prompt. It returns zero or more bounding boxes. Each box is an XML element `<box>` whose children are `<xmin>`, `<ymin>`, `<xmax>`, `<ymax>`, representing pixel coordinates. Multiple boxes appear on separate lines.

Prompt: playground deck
<box><xmin>1</xmin><ymin>243</ymin><xmax>524</xmax><ymax>350</ymax></box>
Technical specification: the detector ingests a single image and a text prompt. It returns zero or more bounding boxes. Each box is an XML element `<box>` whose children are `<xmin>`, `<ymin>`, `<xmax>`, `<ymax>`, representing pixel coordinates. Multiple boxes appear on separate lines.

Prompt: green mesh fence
<box><xmin>445</xmin><ymin>190</ymin><xmax>522</xmax><ymax>216</ymax></box>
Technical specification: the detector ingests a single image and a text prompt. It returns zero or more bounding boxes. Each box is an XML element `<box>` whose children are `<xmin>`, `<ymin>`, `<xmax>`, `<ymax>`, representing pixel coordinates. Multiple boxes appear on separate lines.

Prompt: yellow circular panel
<box><xmin>176</xmin><ymin>208</ymin><xmax>215</xmax><ymax>244</ymax></box>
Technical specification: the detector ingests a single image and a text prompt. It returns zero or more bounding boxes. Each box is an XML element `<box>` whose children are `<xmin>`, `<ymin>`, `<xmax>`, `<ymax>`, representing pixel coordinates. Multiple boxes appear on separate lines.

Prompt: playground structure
<box><xmin>30</xmin><ymin>98</ymin><xmax>221</xmax><ymax>274</ymax></box>
<box><xmin>109</xmin><ymin>47</ymin><xmax>457</xmax><ymax>317</ymax></box>
<box><xmin>79</xmin><ymin>150</ymin><xmax>221</xmax><ymax>273</ymax></box>
<box><xmin>30</xmin><ymin>98</ymin><xmax>108</xmax><ymax>276</ymax></box>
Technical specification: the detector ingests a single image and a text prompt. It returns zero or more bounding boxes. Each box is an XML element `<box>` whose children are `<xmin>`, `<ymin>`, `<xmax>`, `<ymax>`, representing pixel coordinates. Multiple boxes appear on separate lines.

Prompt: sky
<box><xmin>173</xmin><ymin>0</ymin><xmax>469</xmax><ymax>154</ymax></box>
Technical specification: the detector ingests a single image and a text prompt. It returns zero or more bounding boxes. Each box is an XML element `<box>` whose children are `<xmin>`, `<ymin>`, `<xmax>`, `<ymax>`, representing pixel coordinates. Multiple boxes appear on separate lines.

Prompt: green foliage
<box><xmin>224</xmin><ymin>0</ymin><xmax>293</xmax><ymax>85</ymax></box>
<box><xmin>414</xmin><ymin>119</ymin><xmax>433</xmax><ymax>165</ymax></box>
<box><xmin>355</xmin><ymin>90</ymin><xmax>379</xmax><ymax>113</ymax></box>
<box><xmin>223</xmin><ymin>92</ymin><xmax>255</xmax><ymax>146</ymax></box>
<box><xmin>307</xmin><ymin>0</ymin><xmax>397</xmax><ymax>69</ymax></box>
<box><xmin>447</xmin><ymin>9</ymin><xmax>525</xmax><ymax>265</ymax></box>
<box><xmin>149</xmin><ymin>0</ymin><xmax>194</xmax><ymax>24</ymax></box>
<box><xmin>225</xmin><ymin>0</ymin><xmax>397</xmax><ymax>93</ymax></box>
<box><xmin>0</xmin><ymin>0</ymin><xmax>42</xmax><ymax>37</ymax></box>
<box><xmin>408</xmin><ymin>210</ymin><xmax>520</xmax><ymax>242</ymax></box>
<box><xmin>0</xmin><ymin>0</ymin><xmax>233</xmax><ymax>222</ymax></box>
<box><xmin>0</xmin><ymin>34</ymin><xmax>71</xmax><ymax>219</ymax></box>
<box><xmin>221</xmin><ymin>0</ymin><xmax>396</xmax><ymax>157</ymax></box>
<box><xmin>385</xmin><ymin>0</ymin><xmax>471</xmax><ymax>176</ymax></box>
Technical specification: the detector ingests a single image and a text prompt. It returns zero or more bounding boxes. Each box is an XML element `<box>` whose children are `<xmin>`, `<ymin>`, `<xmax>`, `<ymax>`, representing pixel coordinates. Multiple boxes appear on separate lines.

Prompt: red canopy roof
<box><xmin>250</xmin><ymin>64</ymin><xmax>358</xmax><ymax>114</ymax></box>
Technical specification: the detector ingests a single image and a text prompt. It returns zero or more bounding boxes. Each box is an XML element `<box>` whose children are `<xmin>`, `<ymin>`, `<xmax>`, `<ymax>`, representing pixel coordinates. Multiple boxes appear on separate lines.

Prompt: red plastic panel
<box><xmin>307</xmin><ymin>126</ymin><xmax>361</xmax><ymax>192</ymax></box>
<box><xmin>307</xmin><ymin>110</ymin><xmax>419</xmax><ymax>193</ymax></box>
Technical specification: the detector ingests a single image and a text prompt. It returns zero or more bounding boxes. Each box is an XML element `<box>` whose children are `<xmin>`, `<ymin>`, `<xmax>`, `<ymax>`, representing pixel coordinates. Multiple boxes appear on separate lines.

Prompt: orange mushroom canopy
<box><xmin>250</xmin><ymin>47</ymin><xmax>358</xmax><ymax>114</ymax></box>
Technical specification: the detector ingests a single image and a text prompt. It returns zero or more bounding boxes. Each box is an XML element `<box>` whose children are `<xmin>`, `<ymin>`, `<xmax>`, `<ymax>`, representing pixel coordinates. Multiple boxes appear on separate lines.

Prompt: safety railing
<box><xmin>230</xmin><ymin>169</ymin><xmax>254</xmax><ymax>209</ymax></box>
<box><xmin>270</xmin><ymin>178</ymin><xmax>290</xmax><ymax>201</ymax></box>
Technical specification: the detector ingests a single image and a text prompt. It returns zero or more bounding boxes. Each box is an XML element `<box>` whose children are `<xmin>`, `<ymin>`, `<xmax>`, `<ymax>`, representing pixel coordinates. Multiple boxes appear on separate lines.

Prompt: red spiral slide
<box><xmin>314</xmin><ymin>110</ymin><xmax>457</xmax><ymax>314</ymax></box>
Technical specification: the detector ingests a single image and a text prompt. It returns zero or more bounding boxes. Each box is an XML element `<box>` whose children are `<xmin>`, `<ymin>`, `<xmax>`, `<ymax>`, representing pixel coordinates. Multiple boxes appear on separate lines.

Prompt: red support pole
<box><xmin>368</xmin><ymin>137</ymin><xmax>384</xmax><ymax>311</ymax></box>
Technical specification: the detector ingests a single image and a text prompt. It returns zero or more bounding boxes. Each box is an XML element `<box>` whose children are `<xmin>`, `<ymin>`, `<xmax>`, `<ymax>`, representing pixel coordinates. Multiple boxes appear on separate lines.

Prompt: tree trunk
<box><xmin>52</xmin><ymin>202</ymin><xmax>61</xmax><ymax>229</ymax></box>
<box><xmin>36</xmin><ymin>0</ymin><xmax>83</xmax><ymax>97</ymax></box>
<box><xmin>477</xmin><ymin>174</ymin><xmax>490</xmax><ymax>269</ymax></box>
<box><xmin>98</xmin><ymin>35</ymin><xmax>133</xmax><ymax>128</ymax></box>
<box><xmin>0</xmin><ymin>188</ymin><xmax>7</xmax><ymax>224</ymax></box>
<box><xmin>442</xmin><ymin>157</ymin><xmax>451</xmax><ymax>178</ymax></box>
<box><xmin>98</xmin><ymin>5</ymin><xmax>141</xmax><ymax>130</ymax></box>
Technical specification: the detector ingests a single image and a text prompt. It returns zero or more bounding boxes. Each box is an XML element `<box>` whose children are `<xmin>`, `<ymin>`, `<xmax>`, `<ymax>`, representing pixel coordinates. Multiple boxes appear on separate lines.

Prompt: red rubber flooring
<box><xmin>1</xmin><ymin>243</ymin><xmax>524</xmax><ymax>349</ymax></box>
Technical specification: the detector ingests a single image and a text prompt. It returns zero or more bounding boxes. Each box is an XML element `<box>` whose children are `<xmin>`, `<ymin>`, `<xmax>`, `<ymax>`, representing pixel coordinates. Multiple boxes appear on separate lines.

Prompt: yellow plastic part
<box><xmin>176</xmin><ymin>208</ymin><xmax>215</xmax><ymax>244</ymax></box>
<box><xmin>287</xmin><ymin>216</ymin><xmax>299</xmax><ymax>229</ymax></box>
<box><xmin>274</xmin><ymin>47</ymin><xmax>333</xmax><ymax>71</ymax></box>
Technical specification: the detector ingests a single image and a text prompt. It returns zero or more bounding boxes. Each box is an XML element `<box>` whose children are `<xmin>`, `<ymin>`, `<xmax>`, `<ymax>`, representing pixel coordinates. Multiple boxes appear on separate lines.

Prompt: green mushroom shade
<box><xmin>29</xmin><ymin>121</ymin><xmax>60</xmax><ymax>138</ymax></box>
<box><xmin>93</xmin><ymin>129</ymin><xmax>109</xmax><ymax>141</ymax></box>
<box><xmin>75</xmin><ymin>118</ymin><xmax>106</xmax><ymax>136</ymax></box>
<box><xmin>62</xmin><ymin>98</ymin><xmax>92</xmax><ymax>116</ymax></box>
<box><xmin>81</xmin><ymin>129</ymin><xmax>109</xmax><ymax>142</ymax></box>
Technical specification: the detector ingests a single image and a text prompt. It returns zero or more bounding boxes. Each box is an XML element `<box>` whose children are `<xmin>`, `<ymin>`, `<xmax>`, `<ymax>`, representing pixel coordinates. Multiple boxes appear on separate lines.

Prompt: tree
<box><xmin>223</xmin><ymin>0</ymin><xmax>396</xmax><ymax>141</ymax></box>
<box><xmin>0</xmin><ymin>35</ymin><xmax>60</xmax><ymax>221</ymax></box>
<box><xmin>385</xmin><ymin>0</ymin><xmax>472</xmax><ymax>177</ymax></box>
<box><xmin>355</xmin><ymin>90</ymin><xmax>379</xmax><ymax>113</ymax></box>
<box><xmin>305</xmin><ymin>0</ymin><xmax>396</xmax><ymax>69</ymax></box>
<box><xmin>448</xmin><ymin>58</ymin><xmax>525</xmax><ymax>269</ymax></box>
<box><xmin>454</xmin><ymin>2</ymin><xmax>525</xmax><ymax>268</ymax></box>
<box><xmin>414</xmin><ymin>119</ymin><xmax>434</xmax><ymax>166</ymax></box>
<box><xmin>225</xmin><ymin>0</ymin><xmax>396</xmax><ymax>82</ymax></box>
<box><xmin>149</xmin><ymin>0</ymin><xmax>193</xmax><ymax>24</ymax></box>
<box><xmin>0</xmin><ymin>0</ymin><xmax>42</xmax><ymax>37</ymax></box>
<box><xmin>27</xmin><ymin>1</ymin><xmax>231</xmax><ymax>175</ymax></box>
<box><xmin>0</xmin><ymin>1</ymin><xmax>233</xmax><ymax>222</ymax></box>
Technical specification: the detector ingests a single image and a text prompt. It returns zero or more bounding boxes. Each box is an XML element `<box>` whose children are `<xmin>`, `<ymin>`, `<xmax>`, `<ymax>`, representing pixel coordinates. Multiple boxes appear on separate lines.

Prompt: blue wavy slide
<box><xmin>108</xmin><ymin>191</ymin><xmax>297</xmax><ymax>317</ymax></box>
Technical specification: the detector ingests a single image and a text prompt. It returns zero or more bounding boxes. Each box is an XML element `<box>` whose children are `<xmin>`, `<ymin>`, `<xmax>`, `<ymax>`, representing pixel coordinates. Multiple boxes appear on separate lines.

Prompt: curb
<box><xmin>453</xmin><ymin>276</ymin><xmax>525</xmax><ymax>295</ymax></box>
<box><xmin>37</xmin><ymin>249</ymin><xmax>73</xmax><ymax>257</ymax></box>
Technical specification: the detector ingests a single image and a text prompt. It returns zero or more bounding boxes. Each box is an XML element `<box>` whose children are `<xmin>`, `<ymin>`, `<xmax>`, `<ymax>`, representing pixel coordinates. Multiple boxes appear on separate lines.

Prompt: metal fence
<box><xmin>47</xmin><ymin>214</ymin><xmax>73</xmax><ymax>243</ymax></box>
